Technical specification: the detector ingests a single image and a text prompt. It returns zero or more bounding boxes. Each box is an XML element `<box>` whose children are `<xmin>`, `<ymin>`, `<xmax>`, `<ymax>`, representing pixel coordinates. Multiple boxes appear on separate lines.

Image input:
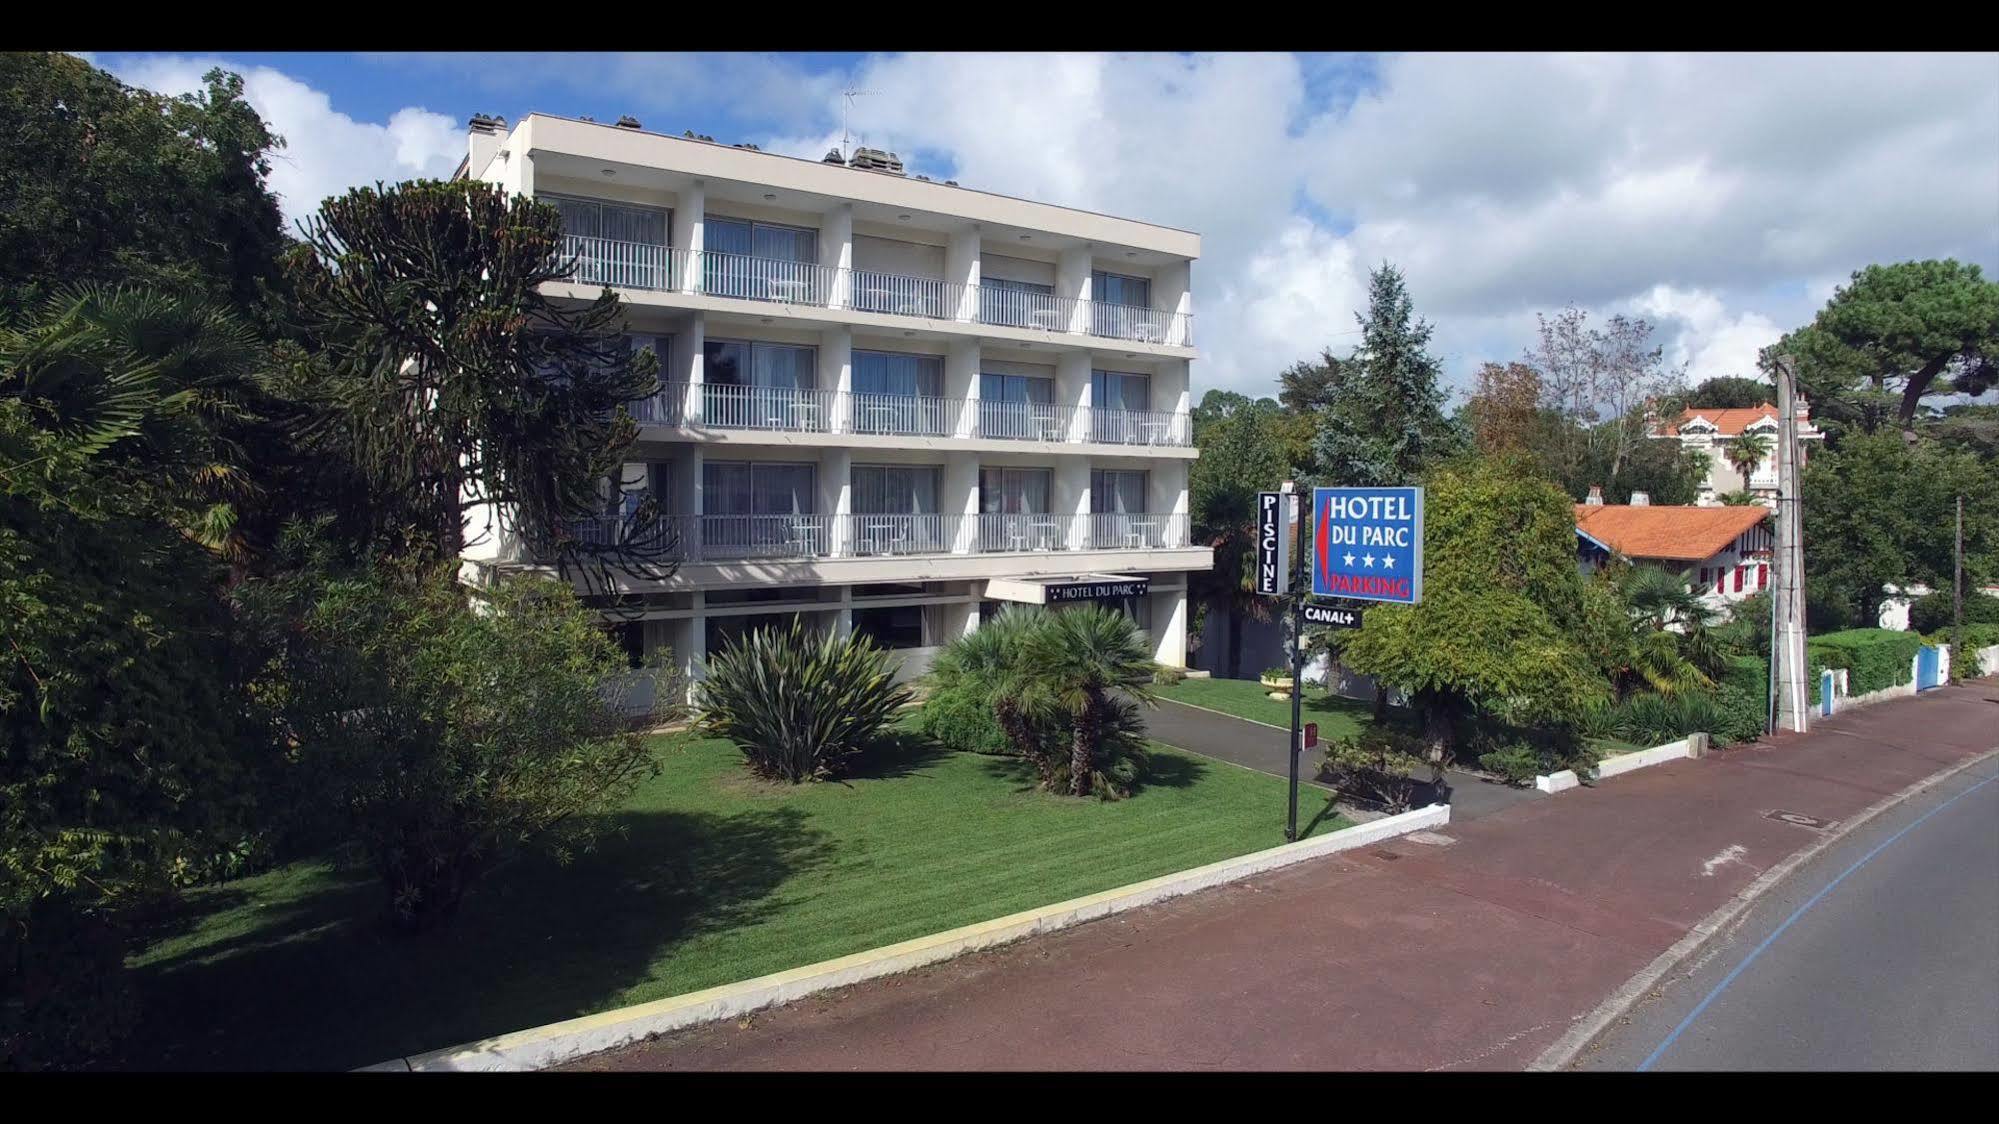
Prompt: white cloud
<box><xmin>1631</xmin><ymin>286</ymin><xmax>1782</xmax><ymax>381</ymax></box>
<box><xmin>103</xmin><ymin>55</ymin><xmax>463</xmax><ymax>231</ymax></box>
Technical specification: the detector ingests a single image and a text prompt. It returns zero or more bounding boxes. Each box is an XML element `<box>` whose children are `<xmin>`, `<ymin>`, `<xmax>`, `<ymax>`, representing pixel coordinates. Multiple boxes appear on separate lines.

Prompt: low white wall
<box><xmin>1979</xmin><ymin>643</ymin><xmax>1999</xmax><ymax>677</ymax></box>
<box><xmin>1536</xmin><ymin>733</ymin><xmax>1705</xmax><ymax>792</ymax></box>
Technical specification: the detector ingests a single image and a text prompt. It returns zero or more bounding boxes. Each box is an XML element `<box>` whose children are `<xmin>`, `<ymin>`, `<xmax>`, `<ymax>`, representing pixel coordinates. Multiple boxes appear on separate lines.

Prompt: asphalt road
<box><xmin>1577</xmin><ymin>762</ymin><xmax>1999</xmax><ymax>1071</ymax></box>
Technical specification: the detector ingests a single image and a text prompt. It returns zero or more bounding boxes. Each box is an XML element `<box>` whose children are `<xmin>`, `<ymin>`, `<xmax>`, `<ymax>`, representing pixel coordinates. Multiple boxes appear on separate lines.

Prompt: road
<box><xmin>1577</xmin><ymin>762</ymin><xmax>1999</xmax><ymax>1070</ymax></box>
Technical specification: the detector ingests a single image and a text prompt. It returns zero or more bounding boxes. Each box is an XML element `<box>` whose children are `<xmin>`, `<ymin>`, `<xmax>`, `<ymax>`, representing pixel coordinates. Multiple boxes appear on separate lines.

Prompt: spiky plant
<box><xmin>1725</xmin><ymin>430</ymin><xmax>1772</xmax><ymax>492</ymax></box>
<box><xmin>698</xmin><ymin>619</ymin><xmax>914</xmax><ymax>783</ymax></box>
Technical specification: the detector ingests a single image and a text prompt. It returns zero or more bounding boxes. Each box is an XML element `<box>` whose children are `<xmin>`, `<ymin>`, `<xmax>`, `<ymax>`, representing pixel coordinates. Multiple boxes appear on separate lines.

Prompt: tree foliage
<box><xmin>1528</xmin><ymin>305</ymin><xmax>1686</xmax><ymax>495</ymax></box>
<box><xmin>285</xmin><ymin>179</ymin><xmax>669</xmax><ymax>585</ymax></box>
<box><xmin>697</xmin><ymin>619</ymin><xmax>912</xmax><ymax>785</ymax></box>
<box><xmin>1310</xmin><ymin>265</ymin><xmax>1457</xmax><ymax>488</ymax></box>
<box><xmin>0</xmin><ymin>53</ymin><xmax>288</xmax><ymax>329</ymax></box>
<box><xmin>1683</xmin><ymin>375</ymin><xmax>1774</xmax><ymax>409</ymax></box>
<box><xmin>1768</xmin><ymin>260</ymin><xmax>1999</xmax><ymax>436</ymax></box>
<box><xmin>1188</xmin><ymin>390</ymin><xmax>1289</xmax><ymax>677</ymax></box>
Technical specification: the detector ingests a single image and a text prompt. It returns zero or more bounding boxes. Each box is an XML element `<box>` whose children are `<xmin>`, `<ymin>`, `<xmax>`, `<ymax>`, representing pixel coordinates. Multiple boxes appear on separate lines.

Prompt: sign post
<box><xmin>1280</xmin><ymin>483</ymin><xmax>1305</xmax><ymax>841</ymax></box>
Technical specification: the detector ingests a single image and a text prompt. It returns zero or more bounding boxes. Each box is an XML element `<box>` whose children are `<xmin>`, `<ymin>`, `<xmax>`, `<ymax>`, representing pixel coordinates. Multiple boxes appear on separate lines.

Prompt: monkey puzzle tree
<box><xmin>285</xmin><ymin>179</ymin><xmax>673</xmax><ymax>587</ymax></box>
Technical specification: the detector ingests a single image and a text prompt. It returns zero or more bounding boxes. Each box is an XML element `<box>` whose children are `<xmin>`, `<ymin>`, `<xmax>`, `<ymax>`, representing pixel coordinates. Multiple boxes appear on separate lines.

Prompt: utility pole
<box><xmin>1953</xmin><ymin>494</ymin><xmax>1964</xmax><ymax>683</ymax></box>
<box><xmin>1282</xmin><ymin>481</ymin><xmax>1304</xmax><ymax>842</ymax></box>
<box><xmin>1770</xmin><ymin>355</ymin><xmax>1811</xmax><ymax>733</ymax></box>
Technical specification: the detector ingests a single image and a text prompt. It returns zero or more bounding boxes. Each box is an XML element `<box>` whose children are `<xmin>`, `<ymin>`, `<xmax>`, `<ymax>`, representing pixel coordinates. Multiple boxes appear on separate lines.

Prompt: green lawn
<box><xmin>1153</xmin><ymin>676</ymin><xmax>1376</xmax><ymax>738</ymax></box>
<box><xmin>116</xmin><ymin>733</ymin><xmax>1347</xmax><ymax>1071</ymax></box>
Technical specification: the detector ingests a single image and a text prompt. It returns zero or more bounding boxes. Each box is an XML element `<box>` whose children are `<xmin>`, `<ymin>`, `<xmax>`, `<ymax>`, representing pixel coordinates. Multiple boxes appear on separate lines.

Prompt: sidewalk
<box><xmin>565</xmin><ymin>678</ymin><xmax>1999</xmax><ymax>1071</ymax></box>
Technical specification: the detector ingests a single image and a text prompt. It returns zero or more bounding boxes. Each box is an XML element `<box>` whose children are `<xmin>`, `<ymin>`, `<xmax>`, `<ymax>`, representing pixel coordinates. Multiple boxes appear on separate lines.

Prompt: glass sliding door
<box><xmin>853</xmin><ymin>464</ymin><xmax>944</xmax><ymax>555</ymax></box>
<box><xmin>979</xmin><ymin>467</ymin><xmax>1056</xmax><ymax>552</ymax></box>
<box><xmin>980</xmin><ymin>276</ymin><xmax>1060</xmax><ymax>329</ymax></box>
<box><xmin>1090</xmin><ymin>370</ymin><xmax>1151</xmax><ymax>443</ymax></box>
<box><xmin>1090</xmin><ymin>270</ymin><xmax>1159</xmax><ymax>340</ymax></box>
<box><xmin>1091</xmin><ymin>469</ymin><xmax>1159</xmax><ymax>548</ymax></box>
<box><xmin>625</xmin><ymin>333</ymin><xmax>680</xmax><ymax>425</ymax></box>
<box><xmin>701</xmin><ymin>340</ymin><xmax>822</xmax><ymax>430</ymax></box>
<box><xmin>979</xmin><ymin>372</ymin><xmax>1057</xmax><ymax>440</ymax></box>
<box><xmin>550</xmin><ymin>194</ymin><xmax>669</xmax><ymax>290</ymax></box>
<box><xmin>704</xmin><ymin>216</ymin><xmax>821</xmax><ymax>303</ymax></box>
<box><xmin>701</xmin><ymin>461</ymin><xmax>820</xmax><ymax>558</ymax></box>
<box><xmin>852</xmin><ymin>351</ymin><xmax>946</xmax><ymax>435</ymax></box>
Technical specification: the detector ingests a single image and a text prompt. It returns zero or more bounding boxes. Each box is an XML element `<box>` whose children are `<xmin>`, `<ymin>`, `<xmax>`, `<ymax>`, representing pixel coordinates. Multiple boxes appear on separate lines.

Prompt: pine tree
<box><xmin>1311</xmin><ymin>264</ymin><xmax>1454</xmax><ymax>488</ymax></box>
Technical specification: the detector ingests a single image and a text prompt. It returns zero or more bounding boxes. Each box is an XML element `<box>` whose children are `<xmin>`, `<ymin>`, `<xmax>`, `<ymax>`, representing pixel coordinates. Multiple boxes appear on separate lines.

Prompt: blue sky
<box><xmin>92</xmin><ymin>52</ymin><xmax>1999</xmax><ymax>405</ymax></box>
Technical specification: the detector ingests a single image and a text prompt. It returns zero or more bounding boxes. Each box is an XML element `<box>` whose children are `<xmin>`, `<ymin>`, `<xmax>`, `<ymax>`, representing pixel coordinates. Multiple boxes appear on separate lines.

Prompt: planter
<box><xmin>1260</xmin><ymin>674</ymin><xmax>1294</xmax><ymax>699</ymax></box>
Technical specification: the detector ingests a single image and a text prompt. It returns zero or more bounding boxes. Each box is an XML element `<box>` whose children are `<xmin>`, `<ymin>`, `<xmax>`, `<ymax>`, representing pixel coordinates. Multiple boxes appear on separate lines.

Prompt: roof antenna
<box><xmin>841</xmin><ymin>87</ymin><xmax>880</xmax><ymax>162</ymax></box>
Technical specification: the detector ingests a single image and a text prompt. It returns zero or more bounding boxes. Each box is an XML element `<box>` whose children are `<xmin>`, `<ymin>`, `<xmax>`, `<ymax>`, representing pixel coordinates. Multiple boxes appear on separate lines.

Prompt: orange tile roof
<box><xmin>1654</xmin><ymin>403</ymin><xmax>1787</xmax><ymax>436</ymax></box>
<box><xmin>1574</xmin><ymin>503</ymin><xmax>1770</xmax><ymax>563</ymax></box>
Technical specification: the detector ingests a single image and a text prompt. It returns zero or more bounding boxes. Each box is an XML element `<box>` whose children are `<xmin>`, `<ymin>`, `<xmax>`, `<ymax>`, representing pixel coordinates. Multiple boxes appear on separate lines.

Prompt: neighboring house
<box><xmin>1575</xmin><ymin>493</ymin><xmax>1774</xmax><ymax>608</ymax></box>
<box><xmin>453</xmin><ymin>113</ymin><xmax>1211</xmax><ymax>690</ymax></box>
<box><xmin>1648</xmin><ymin>401</ymin><xmax>1824</xmax><ymax>508</ymax></box>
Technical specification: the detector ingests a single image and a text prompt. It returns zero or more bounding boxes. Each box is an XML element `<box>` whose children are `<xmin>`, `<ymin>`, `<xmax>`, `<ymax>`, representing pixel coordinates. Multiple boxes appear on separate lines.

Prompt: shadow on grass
<box><xmin>972</xmin><ymin>747</ymin><xmax>1208</xmax><ymax>797</ymax></box>
<box><xmin>112</xmin><ymin>805</ymin><xmax>834</xmax><ymax>1072</ymax></box>
<box><xmin>843</xmin><ymin>729</ymin><xmax>955</xmax><ymax>781</ymax></box>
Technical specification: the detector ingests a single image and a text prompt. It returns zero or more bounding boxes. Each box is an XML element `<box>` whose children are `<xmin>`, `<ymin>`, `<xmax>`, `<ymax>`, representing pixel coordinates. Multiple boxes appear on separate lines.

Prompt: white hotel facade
<box><xmin>456</xmin><ymin>113</ymin><xmax>1212</xmax><ymax>685</ymax></box>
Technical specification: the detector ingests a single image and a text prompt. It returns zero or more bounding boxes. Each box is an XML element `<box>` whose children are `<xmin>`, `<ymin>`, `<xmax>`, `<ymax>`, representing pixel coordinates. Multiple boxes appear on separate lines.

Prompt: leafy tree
<box><xmin>1767</xmin><ymin>260</ymin><xmax>1999</xmax><ymax>437</ymax></box>
<box><xmin>698</xmin><ymin>618</ymin><xmax>911</xmax><ymax>784</ymax></box>
<box><xmin>1188</xmin><ymin>391</ymin><xmax>1289</xmax><ymax>678</ymax></box>
<box><xmin>1529</xmin><ymin>305</ymin><xmax>1687</xmax><ymax>495</ymax></box>
<box><xmin>1310</xmin><ymin>265</ymin><xmax>1455</xmax><ymax>489</ymax></box>
<box><xmin>1724</xmin><ymin>430</ymin><xmax>1772</xmax><ymax>492</ymax></box>
<box><xmin>1337</xmin><ymin>457</ymin><xmax>1608</xmax><ymax>766</ymax></box>
<box><xmin>1278</xmin><ymin>347</ymin><xmax>1350</xmax><ymax>414</ymax></box>
<box><xmin>241</xmin><ymin>560</ymin><xmax>664</xmax><ymax>932</ymax></box>
<box><xmin>1683</xmin><ymin>375</ymin><xmax>1773</xmax><ymax>409</ymax></box>
<box><xmin>1801</xmin><ymin>430</ymin><xmax>1998</xmax><ymax>627</ymax></box>
<box><xmin>1464</xmin><ymin>361</ymin><xmax>1544</xmax><ymax>457</ymax></box>
<box><xmin>285</xmin><ymin>180</ymin><xmax>668</xmax><ymax>582</ymax></box>
<box><xmin>0</xmin><ymin>53</ymin><xmax>287</xmax><ymax>330</ymax></box>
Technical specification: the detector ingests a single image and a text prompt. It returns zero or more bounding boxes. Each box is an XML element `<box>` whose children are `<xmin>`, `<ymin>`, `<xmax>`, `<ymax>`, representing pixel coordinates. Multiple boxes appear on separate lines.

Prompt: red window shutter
<box><xmin>1734</xmin><ymin>565</ymin><xmax>1745</xmax><ymax>592</ymax></box>
<box><xmin>1699</xmin><ymin>567</ymin><xmax>1708</xmax><ymax>587</ymax></box>
<box><xmin>1716</xmin><ymin>568</ymin><xmax>1726</xmax><ymax>593</ymax></box>
<box><xmin>1758</xmin><ymin>564</ymin><xmax>1768</xmax><ymax>590</ymax></box>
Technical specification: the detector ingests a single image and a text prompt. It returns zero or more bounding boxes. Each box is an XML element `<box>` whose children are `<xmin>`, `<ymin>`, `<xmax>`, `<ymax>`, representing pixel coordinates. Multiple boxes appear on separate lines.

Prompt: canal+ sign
<box><xmin>1312</xmin><ymin>487</ymin><xmax>1424</xmax><ymax>605</ymax></box>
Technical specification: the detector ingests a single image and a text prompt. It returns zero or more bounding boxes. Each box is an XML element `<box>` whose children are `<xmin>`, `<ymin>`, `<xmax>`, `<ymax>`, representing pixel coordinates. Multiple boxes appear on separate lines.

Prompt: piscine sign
<box><xmin>1312</xmin><ymin>487</ymin><xmax>1425</xmax><ymax>605</ymax></box>
<box><xmin>1254</xmin><ymin>490</ymin><xmax>1293</xmax><ymax>596</ymax></box>
<box><xmin>1045</xmin><ymin>577</ymin><xmax>1151</xmax><ymax>604</ymax></box>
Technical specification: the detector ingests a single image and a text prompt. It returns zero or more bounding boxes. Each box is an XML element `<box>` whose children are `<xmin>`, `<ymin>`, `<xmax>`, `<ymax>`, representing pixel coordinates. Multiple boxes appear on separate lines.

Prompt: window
<box><xmin>1091</xmin><ymin>370</ymin><xmax>1151</xmax><ymax>442</ymax></box>
<box><xmin>702</xmin><ymin>461</ymin><xmax>815</xmax><ymax>516</ymax></box>
<box><xmin>979</xmin><ymin>468</ymin><xmax>1051</xmax><ymax>515</ymax></box>
<box><xmin>701</xmin><ymin>340</ymin><xmax>819</xmax><ymax>430</ymax></box>
<box><xmin>610</xmin><ymin>621</ymin><xmax>647</xmax><ymax>669</ymax></box>
<box><xmin>979</xmin><ymin>372</ymin><xmax>1057</xmax><ymax>440</ymax></box>
<box><xmin>1091</xmin><ymin>270</ymin><xmax>1151</xmax><ymax>309</ymax></box>
<box><xmin>706</xmin><ymin>612</ymin><xmax>810</xmax><ymax>655</ymax></box>
<box><xmin>854</xmin><ymin>465</ymin><xmax>940</xmax><ymax>515</ymax></box>
<box><xmin>703</xmin><ymin>217</ymin><xmax>819</xmax><ymax>302</ymax></box>
<box><xmin>703</xmin><ymin>340</ymin><xmax>814</xmax><ymax>389</ymax></box>
<box><xmin>1111</xmin><ymin>594</ymin><xmax>1151</xmax><ymax>632</ymax></box>
<box><xmin>1091</xmin><ymin>470</ymin><xmax>1148</xmax><ymax>514</ymax></box>
<box><xmin>1090</xmin><ymin>271</ymin><xmax>1157</xmax><ymax>340</ymax></box>
<box><xmin>980</xmin><ymin>276</ymin><xmax>1058</xmax><ymax>328</ymax></box>
<box><xmin>548</xmin><ymin>195</ymin><xmax>669</xmax><ymax>290</ymax></box>
<box><xmin>852</xmin><ymin>605</ymin><xmax>925</xmax><ymax>650</ymax></box>
<box><xmin>1698</xmin><ymin>567</ymin><xmax>1709</xmax><ymax>588</ymax></box>
<box><xmin>852</xmin><ymin>351</ymin><xmax>945</xmax><ymax>434</ymax></box>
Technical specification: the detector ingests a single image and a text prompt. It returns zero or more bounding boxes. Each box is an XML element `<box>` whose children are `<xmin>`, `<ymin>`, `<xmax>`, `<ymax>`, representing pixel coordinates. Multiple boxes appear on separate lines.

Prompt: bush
<box><xmin>1321</xmin><ymin>727</ymin><xmax>1426</xmax><ymax>812</ymax></box>
<box><xmin>1153</xmin><ymin>665</ymin><xmax>1188</xmax><ymax>686</ymax></box>
<box><xmin>700</xmin><ymin>618</ymin><xmax>912</xmax><ymax>784</ymax></box>
<box><xmin>1806</xmin><ymin>628</ymin><xmax>1922</xmax><ymax>696</ymax></box>
<box><xmin>1604</xmin><ymin>686</ymin><xmax>1764</xmax><ymax>748</ymax></box>
<box><xmin>1910</xmin><ymin>591</ymin><xmax>1999</xmax><ymax>635</ymax></box>
<box><xmin>1465</xmin><ymin>721</ymin><xmax>1601</xmax><ymax>786</ymax></box>
<box><xmin>912</xmin><ymin>685</ymin><xmax>1016</xmax><ymax>756</ymax></box>
<box><xmin>245</xmin><ymin>565</ymin><xmax>664</xmax><ymax>933</ymax></box>
<box><xmin>1476</xmin><ymin>743</ymin><xmax>1552</xmax><ymax>787</ymax></box>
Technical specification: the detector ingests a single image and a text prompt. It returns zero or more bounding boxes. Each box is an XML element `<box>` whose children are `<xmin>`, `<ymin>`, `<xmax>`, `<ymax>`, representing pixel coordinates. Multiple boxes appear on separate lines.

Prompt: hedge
<box><xmin>1909</xmin><ymin>590</ymin><xmax>1999</xmax><ymax>635</ymax></box>
<box><xmin>1806</xmin><ymin>628</ymin><xmax>1923</xmax><ymax>697</ymax></box>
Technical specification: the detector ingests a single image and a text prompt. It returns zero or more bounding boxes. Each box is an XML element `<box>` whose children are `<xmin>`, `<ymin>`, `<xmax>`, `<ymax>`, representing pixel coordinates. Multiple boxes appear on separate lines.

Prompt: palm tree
<box><xmin>1022</xmin><ymin>606</ymin><xmax>1159</xmax><ymax>797</ymax></box>
<box><xmin>1620</xmin><ymin>565</ymin><xmax>1721</xmax><ymax>694</ymax></box>
<box><xmin>1725</xmin><ymin>431</ymin><xmax>1772</xmax><ymax>492</ymax></box>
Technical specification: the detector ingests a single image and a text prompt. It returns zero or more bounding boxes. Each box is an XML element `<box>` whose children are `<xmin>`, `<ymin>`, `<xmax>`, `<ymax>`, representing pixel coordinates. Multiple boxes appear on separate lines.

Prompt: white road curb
<box><xmin>360</xmin><ymin>802</ymin><xmax>1451</xmax><ymax>1073</ymax></box>
<box><xmin>1535</xmin><ymin>734</ymin><xmax>1706</xmax><ymax>793</ymax></box>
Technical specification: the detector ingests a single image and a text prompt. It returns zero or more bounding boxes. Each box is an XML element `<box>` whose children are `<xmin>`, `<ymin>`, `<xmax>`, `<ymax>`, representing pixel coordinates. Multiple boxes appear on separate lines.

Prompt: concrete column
<box><xmin>1154</xmin><ymin>587</ymin><xmax>1189</xmax><ymax>667</ymax></box>
<box><xmin>821</xmin><ymin>202</ymin><xmax>853</xmax><ymax>310</ymax></box>
<box><xmin>685</xmin><ymin>591</ymin><xmax>708</xmax><ymax>686</ymax></box>
<box><xmin>1159</xmin><ymin>260</ymin><xmax>1193</xmax><ymax>347</ymax></box>
<box><xmin>1152</xmin><ymin>461</ymin><xmax>1189</xmax><ymax>545</ymax></box>
<box><xmin>947</xmin><ymin>225</ymin><xmax>982</xmax><ymax>322</ymax></box>
<box><xmin>820</xmin><ymin>448</ymin><xmax>852</xmax><ymax>557</ymax></box>
<box><xmin>946</xmin><ymin>338</ymin><xmax>981</xmax><ymax>437</ymax></box>
<box><xmin>681</xmin><ymin>445</ymin><xmax>704</xmax><ymax>560</ymax></box>
<box><xmin>940</xmin><ymin>600</ymin><xmax>977</xmax><ymax>643</ymax></box>
<box><xmin>673</xmin><ymin>315</ymin><xmax>705</xmax><ymax>422</ymax></box>
<box><xmin>671</xmin><ymin>180</ymin><xmax>704</xmax><ymax>293</ymax></box>
<box><xmin>1054</xmin><ymin>458</ymin><xmax>1091</xmax><ymax>552</ymax></box>
<box><xmin>1161</xmin><ymin>358</ymin><xmax>1192</xmax><ymax>419</ymax></box>
<box><xmin>819</xmin><ymin>325</ymin><xmax>852</xmax><ymax>433</ymax></box>
<box><xmin>1058</xmin><ymin>245</ymin><xmax>1093</xmax><ymax>335</ymax></box>
<box><xmin>943</xmin><ymin>450</ymin><xmax>980</xmax><ymax>554</ymax></box>
<box><xmin>1057</xmin><ymin>351</ymin><xmax>1094</xmax><ymax>443</ymax></box>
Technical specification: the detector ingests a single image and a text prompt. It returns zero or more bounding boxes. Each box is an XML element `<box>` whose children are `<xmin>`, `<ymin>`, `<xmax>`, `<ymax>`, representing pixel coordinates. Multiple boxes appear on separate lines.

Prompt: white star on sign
<box><xmin>1342</xmin><ymin>552</ymin><xmax>1356</xmax><ymax>567</ymax></box>
<box><xmin>1381</xmin><ymin>553</ymin><xmax>1396</xmax><ymax>569</ymax></box>
<box><xmin>1362</xmin><ymin>553</ymin><xmax>1375</xmax><ymax>568</ymax></box>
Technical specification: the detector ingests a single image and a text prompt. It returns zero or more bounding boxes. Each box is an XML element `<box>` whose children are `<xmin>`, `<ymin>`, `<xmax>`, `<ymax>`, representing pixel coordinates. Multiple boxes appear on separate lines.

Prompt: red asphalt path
<box><xmin>567</xmin><ymin>678</ymin><xmax>1999</xmax><ymax>1071</ymax></box>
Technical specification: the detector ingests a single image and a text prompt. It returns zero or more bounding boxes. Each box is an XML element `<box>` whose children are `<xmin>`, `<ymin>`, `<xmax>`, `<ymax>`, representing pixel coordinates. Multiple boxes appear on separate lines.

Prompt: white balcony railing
<box><xmin>634</xmin><ymin>384</ymin><xmax>1191</xmax><ymax>446</ymax></box>
<box><xmin>556</xmin><ymin>512</ymin><xmax>1189</xmax><ymax>565</ymax></box>
<box><xmin>554</xmin><ymin>234</ymin><xmax>1195</xmax><ymax>345</ymax></box>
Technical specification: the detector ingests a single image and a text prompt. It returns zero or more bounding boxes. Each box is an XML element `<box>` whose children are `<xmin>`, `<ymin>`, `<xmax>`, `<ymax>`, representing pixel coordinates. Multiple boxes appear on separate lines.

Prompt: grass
<box><xmin>116</xmin><ymin>732</ymin><xmax>1348</xmax><ymax>1072</ymax></box>
<box><xmin>1153</xmin><ymin>677</ymin><xmax>1376</xmax><ymax>738</ymax></box>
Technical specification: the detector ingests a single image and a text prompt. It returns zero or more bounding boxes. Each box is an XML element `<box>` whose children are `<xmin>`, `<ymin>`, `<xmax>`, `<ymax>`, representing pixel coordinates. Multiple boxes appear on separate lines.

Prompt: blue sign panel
<box><xmin>1312</xmin><ymin>487</ymin><xmax>1425</xmax><ymax>604</ymax></box>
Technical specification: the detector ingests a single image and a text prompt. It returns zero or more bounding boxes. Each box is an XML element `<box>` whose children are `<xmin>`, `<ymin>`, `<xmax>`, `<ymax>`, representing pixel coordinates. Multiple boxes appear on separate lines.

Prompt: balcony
<box><xmin>556</xmin><ymin>237</ymin><xmax>1193</xmax><ymax>346</ymax></box>
<box><xmin>626</xmin><ymin>384</ymin><xmax>1191</xmax><ymax>447</ymax></box>
<box><xmin>564</xmin><ymin>512</ymin><xmax>1189</xmax><ymax>562</ymax></box>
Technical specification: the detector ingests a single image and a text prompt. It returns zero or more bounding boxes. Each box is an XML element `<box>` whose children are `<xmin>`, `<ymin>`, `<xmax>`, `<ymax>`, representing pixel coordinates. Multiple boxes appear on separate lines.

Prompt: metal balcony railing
<box><xmin>636</xmin><ymin>384</ymin><xmax>1190</xmax><ymax>446</ymax></box>
<box><xmin>556</xmin><ymin>512</ymin><xmax>1189</xmax><ymax>565</ymax></box>
<box><xmin>553</xmin><ymin>235</ymin><xmax>1195</xmax><ymax>346</ymax></box>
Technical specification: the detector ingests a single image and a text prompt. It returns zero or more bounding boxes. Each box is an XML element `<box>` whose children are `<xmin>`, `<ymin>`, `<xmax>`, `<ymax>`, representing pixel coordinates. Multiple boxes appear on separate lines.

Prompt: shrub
<box><xmin>1260</xmin><ymin>665</ymin><xmax>1290</xmax><ymax>681</ymax></box>
<box><xmin>1465</xmin><ymin>721</ymin><xmax>1600</xmax><ymax>786</ymax></box>
<box><xmin>1022</xmin><ymin>606</ymin><xmax>1161</xmax><ymax>799</ymax></box>
<box><xmin>1806</xmin><ymin>628</ymin><xmax>1922</xmax><ymax>696</ymax></box>
<box><xmin>1604</xmin><ymin>686</ymin><xmax>1764</xmax><ymax>748</ymax></box>
<box><xmin>1321</xmin><ymin>727</ymin><xmax>1426</xmax><ymax>812</ymax></box>
<box><xmin>700</xmin><ymin>619</ymin><xmax>912</xmax><ymax>784</ymax></box>
<box><xmin>246</xmin><ymin>565</ymin><xmax>664</xmax><ymax>933</ymax></box>
<box><xmin>912</xmin><ymin>685</ymin><xmax>1016</xmax><ymax>756</ymax></box>
<box><xmin>1153</xmin><ymin>665</ymin><xmax>1188</xmax><ymax>686</ymax></box>
<box><xmin>1910</xmin><ymin>590</ymin><xmax>1999</xmax><ymax>635</ymax></box>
